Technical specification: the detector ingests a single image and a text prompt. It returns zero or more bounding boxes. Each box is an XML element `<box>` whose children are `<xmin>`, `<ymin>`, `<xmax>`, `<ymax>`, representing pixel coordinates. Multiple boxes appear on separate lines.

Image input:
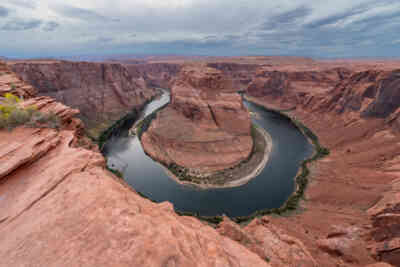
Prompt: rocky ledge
<box><xmin>141</xmin><ymin>65</ymin><xmax>255</xmax><ymax>179</ymax></box>
<box><xmin>0</xmin><ymin>60</ymin><xmax>319</xmax><ymax>267</ymax></box>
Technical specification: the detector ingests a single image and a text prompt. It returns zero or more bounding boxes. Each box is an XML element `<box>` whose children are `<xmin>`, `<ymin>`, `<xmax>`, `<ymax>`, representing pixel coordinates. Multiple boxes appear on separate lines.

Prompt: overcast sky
<box><xmin>1</xmin><ymin>0</ymin><xmax>399</xmax><ymax>58</ymax></box>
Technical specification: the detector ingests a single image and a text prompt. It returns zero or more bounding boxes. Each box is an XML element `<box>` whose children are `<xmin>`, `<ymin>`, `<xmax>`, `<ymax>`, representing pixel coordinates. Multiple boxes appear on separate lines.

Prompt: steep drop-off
<box><xmin>0</xmin><ymin>60</ymin><xmax>320</xmax><ymax>267</ymax></box>
<box><xmin>3</xmin><ymin>58</ymin><xmax>400</xmax><ymax>266</ymax></box>
<box><xmin>10</xmin><ymin>60</ymin><xmax>158</xmax><ymax>138</ymax></box>
<box><xmin>141</xmin><ymin>65</ymin><xmax>253</xmax><ymax>174</ymax></box>
<box><xmin>246</xmin><ymin>62</ymin><xmax>400</xmax><ymax>266</ymax></box>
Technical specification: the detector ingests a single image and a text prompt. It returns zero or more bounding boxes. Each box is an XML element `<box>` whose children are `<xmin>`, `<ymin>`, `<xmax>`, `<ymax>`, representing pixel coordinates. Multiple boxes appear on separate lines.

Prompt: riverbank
<box><xmin>102</xmin><ymin>92</ymin><xmax>326</xmax><ymax>223</ymax></box>
<box><xmin>161</xmin><ymin>125</ymin><xmax>273</xmax><ymax>189</ymax></box>
<box><xmin>96</xmin><ymin>89</ymin><xmax>163</xmax><ymax>150</ymax></box>
<box><xmin>230</xmin><ymin>95</ymin><xmax>330</xmax><ymax>224</ymax></box>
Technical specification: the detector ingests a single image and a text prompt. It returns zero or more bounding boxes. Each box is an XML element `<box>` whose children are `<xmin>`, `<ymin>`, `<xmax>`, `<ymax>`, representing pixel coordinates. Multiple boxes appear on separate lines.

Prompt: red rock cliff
<box><xmin>142</xmin><ymin>66</ymin><xmax>253</xmax><ymax>173</ymax></box>
<box><xmin>0</xmin><ymin>59</ymin><xmax>320</xmax><ymax>267</ymax></box>
<box><xmin>9</xmin><ymin>60</ymin><xmax>158</xmax><ymax>138</ymax></box>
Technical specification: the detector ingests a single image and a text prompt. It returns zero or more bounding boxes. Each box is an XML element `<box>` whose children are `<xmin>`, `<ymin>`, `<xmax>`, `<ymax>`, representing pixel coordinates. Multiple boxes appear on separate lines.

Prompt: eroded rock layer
<box><xmin>1</xmin><ymin>61</ymin><xmax>316</xmax><ymax>267</ymax></box>
<box><xmin>245</xmin><ymin>60</ymin><xmax>400</xmax><ymax>266</ymax></box>
<box><xmin>141</xmin><ymin>66</ymin><xmax>253</xmax><ymax>173</ymax></box>
<box><xmin>9</xmin><ymin>60</ymin><xmax>158</xmax><ymax>138</ymax></box>
<box><xmin>3</xmin><ymin>57</ymin><xmax>400</xmax><ymax>266</ymax></box>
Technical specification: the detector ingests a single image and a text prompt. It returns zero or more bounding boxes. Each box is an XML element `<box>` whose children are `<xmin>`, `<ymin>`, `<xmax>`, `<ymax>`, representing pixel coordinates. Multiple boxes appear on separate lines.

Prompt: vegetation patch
<box><xmin>0</xmin><ymin>93</ymin><xmax>61</xmax><ymax>130</ymax></box>
<box><xmin>160</xmin><ymin>123</ymin><xmax>267</xmax><ymax>186</ymax></box>
<box><xmin>136</xmin><ymin>103</ymin><xmax>169</xmax><ymax>140</ymax></box>
<box><xmin>99</xmin><ymin>92</ymin><xmax>328</xmax><ymax>226</ymax></box>
<box><xmin>96</xmin><ymin>109</ymin><xmax>140</xmax><ymax>149</ymax></box>
<box><xmin>106</xmin><ymin>166</ymin><xmax>124</xmax><ymax>179</ymax></box>
<box><xmin>229</xmin><ymin>101</ymin><xmax>330</xmax><ymax>224</ymax></box>
<box><xmin>96</xmin><ymin>92</ymin><xmax>163</xmax><ymax>150</ymax></box>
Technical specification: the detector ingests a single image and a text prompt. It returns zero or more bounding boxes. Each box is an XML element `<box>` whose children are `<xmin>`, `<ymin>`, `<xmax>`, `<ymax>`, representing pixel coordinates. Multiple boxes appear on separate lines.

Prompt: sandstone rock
<box><xmin>368</xmin><ymin>179</ymin><xmax>400</xmax><ymax>265</ymax></box>
<box><xmin>21</xmin><ymin>96</ymin><xmax>80</xmax><ymax>124</ymax></box>
<box><xmin>142</xmin><ymin>66</ymin><xmax>253</xmax><ymax>173</ymax></box>
<box><xmin>218</xmin><ymin>217</ymin><xmax>317</xmax><ymax>266</ymax></box>
<box><xmin>125</xmin><ymin>62</ymin><xmax>182</xmax><ymax>89</ymax></box>
<box><xmin>362</xmin><ymin>70</ymin><xmax>400</xmax><ymax>118</ymax></box>
<box><xmin>0</xmin><ymin>64</ymin><xmax>273</xmax><ymax>266</ymax></box>
<box><xmin>10</xmin><ymin>61</ymin><xmax>158</xmax><ymax>138</ymax></box>
<box><xmin>317</xmin><ymin>225</ymin><xmax>361</xmax><ymax>263</ymax></box>
<box><xmin>0</xmin><ymin>127</ymin><xmax>270</xmax><ymax>267</ymax></box>
<box><xmin>206</xmin><ymin>62</ymin><xmax>259</xmax><ymax>90</ymax></box>
<box><xmin>0</xmin><ymin>62</ymin><xmax>36</xmax><ymax>98</ymax></box>
<box><xmin>364</xmin><ymin>263</ymin><xmax>395</xmax><ymax>267</ymax></box>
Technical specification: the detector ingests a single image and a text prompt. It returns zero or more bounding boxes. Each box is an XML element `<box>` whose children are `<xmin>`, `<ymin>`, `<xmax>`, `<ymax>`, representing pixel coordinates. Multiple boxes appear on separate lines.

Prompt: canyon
<box><xmin>9</xmin><ymin>60</ymin><xmax>158</xmax><ymax>139</ymax></box>
<box><xmin>141</xmin><ymin>65</ymin><xmax>254</xmax><ymax>175</ymax></box>
<box><xmin>2</xmin><ymin>56</ymin><xmax>400</xmax><ymax>266</ymax></box>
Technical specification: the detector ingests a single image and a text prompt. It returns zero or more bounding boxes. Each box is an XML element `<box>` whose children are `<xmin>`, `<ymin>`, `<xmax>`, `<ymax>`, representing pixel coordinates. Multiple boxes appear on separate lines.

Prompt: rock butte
<box><xmin>3</xmin><ymin>56</ymin><xmax>400</xmax><ymax>266</ymax></box>
<box><xmin>141</xmin><ymin>66</ymin><xmax>254</xmax><ymax>173</ymax></box>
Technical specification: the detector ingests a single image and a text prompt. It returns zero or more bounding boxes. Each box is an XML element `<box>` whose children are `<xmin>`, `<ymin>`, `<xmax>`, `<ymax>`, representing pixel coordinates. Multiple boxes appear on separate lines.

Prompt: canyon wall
<box><xmin>142</xmin><ymin>65</ymin><xmax>253</xmax><ymax>173</ymax></box>
<box><xmin>0</xmin><ymin>60</ymin><xmax>320</xmax><ymax>267</ymax></box>
<box><xmin>124</xmin><ymin>62</ymin><xmax>182</xmax><ymax>89</ymax></box>
<box><xmin>10</xmin><ymin>61</ymin><xmax>158</xmax><ymax>138</ymax></box>
<box><xmin>206</xmin><ymin>62</ymin><xmax>260</xmax><ymax>90</ymax></box>
<box><xmin>3</xmin><ymin>58</ymin><xmax>400</xmax><ymax>266</ymax></box>
<box><xmin>245</xmin><ymin>62</ymin><xmax>400</xmax><ymax>266</ymax></box>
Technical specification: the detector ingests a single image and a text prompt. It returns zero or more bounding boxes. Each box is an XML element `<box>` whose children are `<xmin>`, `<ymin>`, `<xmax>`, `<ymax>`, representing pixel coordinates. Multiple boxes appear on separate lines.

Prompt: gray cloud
<box><xmin>1</xmin><ymin>0</ymin><xmax>400</xmax><ymax>58</ymax></box>
<box><xmin>1</xmin><ymin>18</ymin><xmax>42</xmax><ymax>31</ymax></box>
<box><xmin>260</xmin><ymin>6</ymin><xmax>312</xmax><ymax>31</ymax></box>
<box><xmin>8</xmin><ymin>0</ymin><xmax>37</xmax><ymax>9</ymax></box>
<box><xmin>43</xmin><ymin>21</ymin><xmax>60</xmax><ymax>32</ymax></box>
<box><xmin>0</xmin><ymin>6</ymin><xmax>10</xmax><ymax>17</ymax></box>
<box><xmin>96</xmin><ymin>36</ymin><xmax>114</xmax><ymax>43</ymax></box>
<box><xmin>52</xmin><ymin>4</ymin><xmax>111</xmax><ymax>22</ymax></box>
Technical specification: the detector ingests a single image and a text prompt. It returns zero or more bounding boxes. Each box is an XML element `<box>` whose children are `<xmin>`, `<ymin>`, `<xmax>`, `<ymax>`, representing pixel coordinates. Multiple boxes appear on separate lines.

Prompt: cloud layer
<box><xmin>0</xmin><ymin>0</ymin><xmax>399</xmax><ymax>58</ymax></box>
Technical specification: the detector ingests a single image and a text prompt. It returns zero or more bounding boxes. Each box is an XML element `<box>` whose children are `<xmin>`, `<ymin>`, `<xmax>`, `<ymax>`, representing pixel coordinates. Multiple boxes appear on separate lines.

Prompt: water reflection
<box><xmin>103</xmin><ymin>91</ymin><xmax>313</xmax><ymax>217</ymax></box>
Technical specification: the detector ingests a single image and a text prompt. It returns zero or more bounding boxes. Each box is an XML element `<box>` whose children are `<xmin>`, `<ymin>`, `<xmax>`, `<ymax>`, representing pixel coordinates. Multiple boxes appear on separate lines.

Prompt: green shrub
<box><xmin>0</xmin><ymin>93</ymin><xmax>61</xmax><ymax>130</ymax></box>
<box><xmin>7</xmin><ymin>108</ymin><xmax>31</xmax><ymax>128</ymax></box>
<box><xmin>106</xmin><ymin>166</ymin><xmax>124</xmax><ymax>178</ymax></box>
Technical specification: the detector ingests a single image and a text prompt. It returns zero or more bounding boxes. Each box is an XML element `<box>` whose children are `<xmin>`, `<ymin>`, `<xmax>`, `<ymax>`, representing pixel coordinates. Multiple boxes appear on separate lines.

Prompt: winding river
<box><xmin>103</xmin><ymin>91</ymin><xmax>313</xmax><ymax>217</ymax></box>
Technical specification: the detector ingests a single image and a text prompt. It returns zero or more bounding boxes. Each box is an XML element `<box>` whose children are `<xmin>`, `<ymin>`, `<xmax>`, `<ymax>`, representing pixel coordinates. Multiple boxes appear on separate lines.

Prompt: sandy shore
<box><xmin>161</xmin><ymin>126</ymin><xmax>273</xmax><ymax>189</ymax></box>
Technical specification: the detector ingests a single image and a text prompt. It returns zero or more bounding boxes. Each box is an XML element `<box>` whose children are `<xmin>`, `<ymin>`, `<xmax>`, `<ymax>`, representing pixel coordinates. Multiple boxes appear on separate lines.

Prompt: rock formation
<box><xmin>218</xmin><ymin>217</ymin><xmax>317</xmax><ymax>266</ymax></box>
<box><xmin>9</xmin><ymin>60</ymin><xmax>158</xmax><ymax>138</ymax></box>
<box><xmin>0</xmin><ymin>61</ymin><xmax>36</xmax><ymax>98</ymax></box>
<box><xmin>141</xmin><ymin>65</ymin><xmax>253</xmax><ymax>173</ymax></box>
<box><xmin>3</xmin><ymin>57</ymin><xmax>400</xmax><ymax>266</ymax></box>
<box><xmin>368</xmin><ymin>178</ymin><xmax>400</xmax><ymax>265</ymax></box>
<box><xmin>1</xmin><ymin>60</ymin><xmax>320</xmax><ymax>267</ymax></box>
<box><xmin>206</xmin><ymin>62</ymin><xmax>260</xmax><ymax>90</ymax></box>
<box><xmin>245</xmin><ymin>59</ymin><xmax>400</xmax><ymax>266</ymax></box>
<box><xmin>124</xmin><ymin>62</ymin><xmax>182</xmax><ymax>89</ymax></box>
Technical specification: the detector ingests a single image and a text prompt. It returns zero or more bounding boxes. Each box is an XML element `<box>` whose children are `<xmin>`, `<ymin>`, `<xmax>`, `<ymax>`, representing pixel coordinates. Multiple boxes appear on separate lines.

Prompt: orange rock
<box><xmin>218</xmin><ymin>217</ymin><xmax>317</xmax><ymax>266</ymax></box>
<box><xmin>142</xmin><ymin>66</ymin><xmax>253</xmax><ymax>173</ymax></box>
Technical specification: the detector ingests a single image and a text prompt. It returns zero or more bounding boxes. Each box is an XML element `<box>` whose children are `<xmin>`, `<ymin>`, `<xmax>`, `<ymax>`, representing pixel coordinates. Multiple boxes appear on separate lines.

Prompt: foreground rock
<box><xmin>0</xmin><ymin>65</ymin><xmax>269</xmax><ymax>266</ymax></box>
<box><xmin>368</xmin><ymin>178</ymin><xmax>400</xmax><ymax>265</ymax></box>
<box><xmin>0</xmin><ymin>61</ymin><xmax>36</xmax><ymax>98</ymax></box>
<box><xmin>218</xmin><ymin>217</ymin><xmax>317</xmax><ymax>266</ymax></box>
<box><xmin>0</xmin><ymin>125</ymin><xmax>273</xmax><ymax>267</ymax></box>
<box><xmin>142</xmin><ymin>66</ymin><xmax>253</xmax><ymax>174</ymax></box>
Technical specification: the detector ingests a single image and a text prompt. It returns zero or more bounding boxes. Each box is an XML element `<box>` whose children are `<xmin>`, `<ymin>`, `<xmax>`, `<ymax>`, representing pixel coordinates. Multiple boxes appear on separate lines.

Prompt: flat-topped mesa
<box><xmin>141</xmin><ymin>66</ymin><xmax>253</xmax><ymax>174</ymax></box>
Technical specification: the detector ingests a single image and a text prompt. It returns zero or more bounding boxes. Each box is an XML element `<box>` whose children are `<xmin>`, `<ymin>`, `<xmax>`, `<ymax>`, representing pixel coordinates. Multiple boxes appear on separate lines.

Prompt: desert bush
<box><xmin>0</xmin><ymin>93</ymin><xmax>61</xmax><ymax>130</ymax></box>
<box><xmin>7</xmin><ymin>108</ymin><xmax>31</xmax><ymax>128</ymax></box>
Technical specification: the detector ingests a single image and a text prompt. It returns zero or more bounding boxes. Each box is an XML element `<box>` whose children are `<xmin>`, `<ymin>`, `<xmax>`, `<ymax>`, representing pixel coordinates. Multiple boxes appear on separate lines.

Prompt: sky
<box><xmin>0</xmin><ymin>0</ymin><xmax>399</xmax><ymax>58</ymax></box>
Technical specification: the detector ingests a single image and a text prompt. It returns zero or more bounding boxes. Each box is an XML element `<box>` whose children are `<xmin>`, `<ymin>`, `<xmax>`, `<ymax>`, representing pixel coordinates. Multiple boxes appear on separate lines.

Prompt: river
<box><xmin>102</xmin><ymin>91</ymin><xmax>313</xmax><ymax>217</ymax></box>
